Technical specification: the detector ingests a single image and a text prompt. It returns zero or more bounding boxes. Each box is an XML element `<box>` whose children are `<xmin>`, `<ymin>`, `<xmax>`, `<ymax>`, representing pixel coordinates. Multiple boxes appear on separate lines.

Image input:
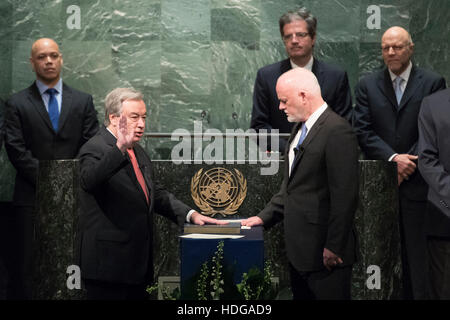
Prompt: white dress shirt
<box><xmin>290</xmin><ymin>56</ymin><xmax>314</xmax><ymax>71</ymax></box>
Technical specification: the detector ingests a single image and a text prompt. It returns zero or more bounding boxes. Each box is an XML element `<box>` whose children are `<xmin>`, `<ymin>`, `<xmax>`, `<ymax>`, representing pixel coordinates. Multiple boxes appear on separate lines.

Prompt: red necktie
<box><xmin>127</xmin><ymin>148</ymin><xmax>149</xmax><ymax>204</ymax></box>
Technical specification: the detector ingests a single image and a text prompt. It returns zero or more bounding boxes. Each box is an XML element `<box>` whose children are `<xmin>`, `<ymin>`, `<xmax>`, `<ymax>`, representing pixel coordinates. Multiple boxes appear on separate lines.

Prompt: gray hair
<box><xmin>104</xmin><ymin>88</ymin><xmax>144</xmax><ymax>126</ymax></box>
<box><xmin>279</xmin><ymin>7</ymin><xmax>317</xmax><ymax>39</ymax></box>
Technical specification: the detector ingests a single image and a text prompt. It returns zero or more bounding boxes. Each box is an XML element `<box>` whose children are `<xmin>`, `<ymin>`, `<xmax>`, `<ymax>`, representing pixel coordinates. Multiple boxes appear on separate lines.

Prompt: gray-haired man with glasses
<box><xmin>250</xmin><ymin>8</ymin><xmax>353</xmax><ymax>152</ymax></box>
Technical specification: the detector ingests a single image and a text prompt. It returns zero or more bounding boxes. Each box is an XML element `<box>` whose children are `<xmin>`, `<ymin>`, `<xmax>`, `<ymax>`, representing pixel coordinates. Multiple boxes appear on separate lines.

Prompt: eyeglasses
<box><xmin>283</xmin><ymin>32</ymin><xmax>309</xmax><ymax>42</ymax></box>
<box><xmin>381</xmin><ymin>45</ymin><xmax>408</xmax><ymax>52</ymax></box>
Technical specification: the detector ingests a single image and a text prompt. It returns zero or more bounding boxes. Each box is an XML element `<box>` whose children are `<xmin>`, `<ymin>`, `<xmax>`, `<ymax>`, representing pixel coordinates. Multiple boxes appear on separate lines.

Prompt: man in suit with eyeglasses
<box><xmin>250</xmin><ymin>7</ymin><xmax>353</xmax><ymax>152</ymax></box>
<box><xmin>353</xmin><ymin>26</ymin><xmax>446</xmax><ymax>299</ymax></box>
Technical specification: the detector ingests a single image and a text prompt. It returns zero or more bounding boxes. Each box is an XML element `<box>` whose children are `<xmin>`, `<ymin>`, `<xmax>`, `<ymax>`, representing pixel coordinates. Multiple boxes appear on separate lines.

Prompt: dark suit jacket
<box><xmin>77</xmin><ymin>127</ymin><xmax>191</xmax><ymax>285</ymax></box>
<box><xmin>418</xmin><ymin>88</ymin><xmax>450</xmax><ymax>236</ymax></box>
<box><xmin>258</xmin><ymin>108</ymin><xmax>359</xmax><ymax>272</ymax></box>
<box><xmin>250</xmin><ymin>58</ymin><xmax>353</xmax><ymax>151</ymax></box>
<box><xmin>353</xmin><ymin>66</ymin><xmax>446</xmax><ymax>201</ymax></box>
<box><xmin>4</xmin><ymin>82</ymin><xmax>99</xmax><ymax>206</ymax></box>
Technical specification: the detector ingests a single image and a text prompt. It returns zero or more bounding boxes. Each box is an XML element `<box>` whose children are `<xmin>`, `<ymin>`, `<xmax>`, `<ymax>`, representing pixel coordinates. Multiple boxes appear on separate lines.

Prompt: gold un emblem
<box><xmin>191</xmin><ymin>167</ymin><xmax>247</xmax><ymax>217</ymax></box>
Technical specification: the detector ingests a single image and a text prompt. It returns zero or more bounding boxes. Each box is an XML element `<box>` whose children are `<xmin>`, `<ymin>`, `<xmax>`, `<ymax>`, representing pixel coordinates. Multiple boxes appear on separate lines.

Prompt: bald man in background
<box><xmin>353</xmin><ymin>27</ymin><xmax>446</xmax><ymax>299</ymax></box>
<box><xmin>4</xmin><ymin>38</ymin><xmax>99</xmax><ymax>299</ymax></box>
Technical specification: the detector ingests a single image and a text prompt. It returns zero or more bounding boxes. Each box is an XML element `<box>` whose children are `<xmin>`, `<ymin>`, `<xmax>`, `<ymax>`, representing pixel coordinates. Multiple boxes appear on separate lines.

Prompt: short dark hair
<box><xmin>279</xmin><ymin>7</ymin><xmax>317</xmax><ymax>39</ymax></box>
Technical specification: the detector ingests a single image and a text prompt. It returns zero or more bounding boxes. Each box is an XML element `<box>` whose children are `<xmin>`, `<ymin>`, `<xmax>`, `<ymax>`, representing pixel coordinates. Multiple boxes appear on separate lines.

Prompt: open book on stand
<box><xmin>183</xmin><ymin>222</ymin><xmax>241</xmax><ymax>235</ymax></box>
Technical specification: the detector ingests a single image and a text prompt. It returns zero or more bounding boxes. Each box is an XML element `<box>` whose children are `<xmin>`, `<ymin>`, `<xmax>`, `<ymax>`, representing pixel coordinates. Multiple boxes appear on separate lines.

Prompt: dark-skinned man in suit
<box><xmin>4</xmin><ymin>38</ymin><xmax>99</xmax><ymax>299</ymax></box>
<box><xmin>77</xmin><ymin>88</ymin><xmax>226</xmax><ymax>300</ymax></box>
<box><xmin>250</xmin><ymin>8</ymin><xmax>353</xmax><ymax>152</ymax></box>
<box><xmin>243</xmin><ymin>68</ymin><xmax>359</xmax><ymax>300</ymax></box>
<box><xmin>418</xmin><ymin>88</ymin><xmax>450</xmax><ymax>299</ymax></box>
<box><xmin>353</xmin><ymin>26</ymin><xmax>446</xmax><ymax>299</ymax></box>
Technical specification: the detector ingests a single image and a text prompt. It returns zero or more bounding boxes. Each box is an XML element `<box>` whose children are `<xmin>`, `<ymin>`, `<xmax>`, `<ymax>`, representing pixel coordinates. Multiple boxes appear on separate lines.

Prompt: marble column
<box><xmin>33</xmin><ymin>160</ymin><xmax>83</xmax><ymax>300</ymax></box>
<box><xmin>352</xmin><ymin>160</ymin><xmax>402</xmax><ymax>299</ymax></box>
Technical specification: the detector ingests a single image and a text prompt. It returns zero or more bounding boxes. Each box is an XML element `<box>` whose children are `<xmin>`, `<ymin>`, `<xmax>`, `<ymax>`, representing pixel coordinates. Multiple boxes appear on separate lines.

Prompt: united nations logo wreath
<box><xmin>191</xmin><ymin>167</ymin><xmax>247</xmax><ymax>217</ymax></box>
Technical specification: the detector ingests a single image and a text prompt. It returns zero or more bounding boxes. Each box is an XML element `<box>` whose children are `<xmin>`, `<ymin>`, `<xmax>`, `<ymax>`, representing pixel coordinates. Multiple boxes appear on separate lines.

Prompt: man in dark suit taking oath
<box><xmin>250</xmin><ymin>7</ymin><xmax>353</xmax><ymax>152</ymax></box>
<box><xmin>243</xmin><ymin>68</ymin><xmax>359</xmax><ymax>300</ymax></box>
<box><xmin>353</xmin><ymin>26</ymin><xmax>446</xmax><ymax>299</ymax></box>
<box><xmin>78</xmin><ymin>88</ymin><xmax>226</xmax><ymax>300</ymax></box>
<box><xmin>418</xmin><ymin>88</ymin><xmax>450</xmax><ymax>299</ymax></box>
<box><xmin>4</xmin><ymin>38</ymin><xmax>99</xmax><ymax>299</ymax></box>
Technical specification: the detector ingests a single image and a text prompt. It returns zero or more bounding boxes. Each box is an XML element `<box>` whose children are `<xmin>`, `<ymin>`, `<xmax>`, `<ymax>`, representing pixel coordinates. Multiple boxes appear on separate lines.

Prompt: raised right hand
<box><xmin>116</xmin><ymin>115</ymin><xmax>136</xmax><ymax>153</ymax></box>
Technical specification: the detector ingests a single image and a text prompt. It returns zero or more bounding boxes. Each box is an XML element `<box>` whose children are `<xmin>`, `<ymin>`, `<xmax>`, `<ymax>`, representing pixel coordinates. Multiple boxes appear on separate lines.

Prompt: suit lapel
<box><xmin>398</xmin><ymin>66</ymin><xmax>423</xmax><ymax>111</ymax></box>
<box><xmin>101</xmin><ymin>128</ymin><xmax>150</xmax><ymax>207</ymax></box>
<box><xmin>280</xmin><ymin>58</ymin><xmax>292</xmax><ymax>74</ymax></box>
<box><xmin>286</xmin><ymin>122</ymin><xmax>301</xmax><ymax>150</ymax></box>
<box><xmin>376</xmin><ymin>66</ymin><xmax>424</xmax><ymax>113</ymax></box>
<box><xmin>27</xmin><ymin>83</ymin><xmax>54</xmax><ymax>132</ymax></box>
<box><xmin>288</xmin><ymin>109</ymin><xmax>330</xmax><ymax>180</ymax></box>
<box><xmin>376</xmin><ymin>69</ymin><xmax>398</xmax><ymax>112</ymax></box>
<box><xmin>282</xmin><ymin>122</ymin><xmax>301</xmax><ymax>182</ymax></box>
<box><xmin>134</xmin><ymin>145</ymin><xmax>153</xmax><ymax>196</ymax></box>
<box><xmin>124</xmin><ymin>153</ymin><xmax>140</xmax><ymax>193</ymax></box>
<box><xmin>57</xmin><ymin>83</ymin><xmax>73</xmax><ymax>133</ymax></box>
<box><xmin>312</xmin><ymin>59</ymin><xmax>325</xmax><ymax>86</ymax></box>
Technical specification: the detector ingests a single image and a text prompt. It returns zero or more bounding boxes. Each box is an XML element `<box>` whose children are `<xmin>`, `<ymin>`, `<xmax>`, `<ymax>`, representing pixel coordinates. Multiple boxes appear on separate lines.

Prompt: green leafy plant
<box><xmin>146</xmin><ymin>281</ymin><xmax>181</xmax><ymax>300</ymax></box>
<box><xmin>237</xmin><ymin>260</ymin><xmax>277</xmax><ymax>300</ymax></box>
<box><xmin>210</xmin><ymin>240</ymin><xmax>225</xmax><ymax>300</ymax></box>
<box><xmin>148</xmin><ymin>241</ymin><xmax>278</xmax><ymax>300</ymax></box>
<box><xmin>197</xmin><ymin>261</ymin><xmax>209</xmax><ymax>300</ymax></box>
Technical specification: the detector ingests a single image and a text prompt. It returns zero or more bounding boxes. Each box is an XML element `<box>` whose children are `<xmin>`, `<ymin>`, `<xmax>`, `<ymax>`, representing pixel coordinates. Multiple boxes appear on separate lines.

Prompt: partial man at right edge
<box><xmin>418</xmin><ymin>88</ymin><xmax>450</xmax><ymax>299</ymax></box>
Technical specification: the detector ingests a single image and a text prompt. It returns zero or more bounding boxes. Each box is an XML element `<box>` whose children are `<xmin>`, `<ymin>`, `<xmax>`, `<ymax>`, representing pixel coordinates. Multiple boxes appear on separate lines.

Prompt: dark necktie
<box><xmin>46</xmin><ymin>88</ymin><xmax>60</xmax><ymax>131</ymax></box>
<box><xmin>127</xmin><ymin>148</ymin><xmax>149</xmax><ymax>204</ymax></box>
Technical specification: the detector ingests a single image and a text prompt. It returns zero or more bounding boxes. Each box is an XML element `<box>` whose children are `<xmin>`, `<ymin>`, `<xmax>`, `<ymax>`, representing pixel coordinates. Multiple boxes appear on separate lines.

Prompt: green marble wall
<box><xmin>0</xmin><ymin>1</ymin><xmax>449</xmax><ymax>185</ymax></box>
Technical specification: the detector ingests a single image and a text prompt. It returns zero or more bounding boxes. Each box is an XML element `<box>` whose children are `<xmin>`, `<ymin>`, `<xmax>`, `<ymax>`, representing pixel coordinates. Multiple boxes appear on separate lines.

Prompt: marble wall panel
<box><xmin>62</xmin><ymin>0</ymin><xmax>114</xmax><ymax>41</ymax></box>
<box><xmin>162</xmin><ymin>0</ymin><xmax>209</xmax><ymax>41</ymax></box>
<box><xmin>0</xmin><ymin>41</ymin><xmax>12</xmax><ymax>98</ymax></box>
